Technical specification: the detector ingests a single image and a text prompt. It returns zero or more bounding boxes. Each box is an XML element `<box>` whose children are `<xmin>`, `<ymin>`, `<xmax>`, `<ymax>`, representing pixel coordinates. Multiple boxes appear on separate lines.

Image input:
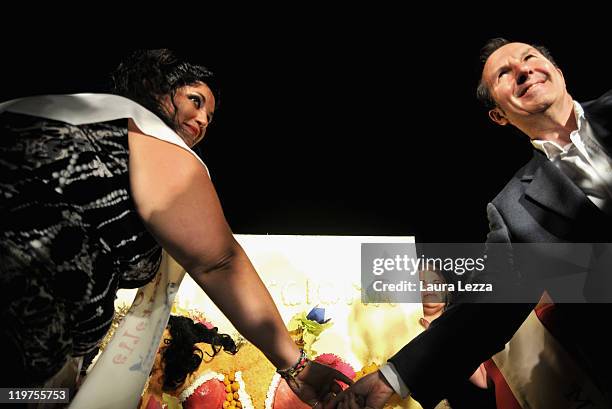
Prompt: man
<box><xmin>331</xmin><ymin>39</ymin><xmax>612</xmax><ymax>408</ymax></box>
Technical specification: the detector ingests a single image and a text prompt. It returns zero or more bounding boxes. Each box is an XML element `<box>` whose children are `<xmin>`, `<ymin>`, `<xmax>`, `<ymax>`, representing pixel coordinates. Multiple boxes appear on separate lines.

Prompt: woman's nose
<box><xmin>195</xmin><ymin>113</ymin><xmax>209</xmax><ymax>129</ymax></box>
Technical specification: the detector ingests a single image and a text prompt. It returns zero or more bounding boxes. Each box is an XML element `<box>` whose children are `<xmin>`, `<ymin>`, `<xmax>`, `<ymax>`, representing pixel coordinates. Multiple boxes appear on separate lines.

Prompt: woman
<box><xmin>418</xmin><ymin>266</ymin><xmax>451</xmax><ymax>330</ymax></box>
<box><xmin>417</xmin><ymin>266</ymin><xmax>494</xmax><ymax>409</ymax></box>
<box><xmin>0</xmin><ymin>49</ymin><xmax>350</xmax><ymax>403</ymax></box>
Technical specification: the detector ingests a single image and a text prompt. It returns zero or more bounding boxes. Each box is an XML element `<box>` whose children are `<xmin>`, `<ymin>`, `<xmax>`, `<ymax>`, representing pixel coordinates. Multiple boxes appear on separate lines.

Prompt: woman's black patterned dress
<box><xmin>0</xmin><ymin>112</ymin><xmax>162</xmax><ymax>385</ymax></box>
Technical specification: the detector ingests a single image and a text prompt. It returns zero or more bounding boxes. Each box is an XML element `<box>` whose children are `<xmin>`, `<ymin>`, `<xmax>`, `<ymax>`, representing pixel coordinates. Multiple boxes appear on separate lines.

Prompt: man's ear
<box><xmin>557</xmin><ymin>67</ymin><xmax>567</xmax><ymax>86</ymax></box>
<box><xmin>488</xmin><ymin>107</ymin><xmax>509</xmax><ymax>126</ymax></box>
<box><xmin>557</xmin><ymin>67</ymin><xmax>564</xmax><ymax>79</ymax></box>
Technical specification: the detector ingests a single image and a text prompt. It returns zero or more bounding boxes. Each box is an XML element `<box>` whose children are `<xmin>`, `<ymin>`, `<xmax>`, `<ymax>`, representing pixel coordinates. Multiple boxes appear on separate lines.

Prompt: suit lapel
<box><xmin>523</xmin><ymin>153</ymin><xmax>599</xmax><ymax>221</ymax></box>
<box><xmin>519</xmin><ymin>92</ymin><xmax>612</xmax><ymax>239</ymax></box>
<box><xmin>582</xmin><ymin>91</ymin><xmax>612</xmax><ymax>156</ymax></box>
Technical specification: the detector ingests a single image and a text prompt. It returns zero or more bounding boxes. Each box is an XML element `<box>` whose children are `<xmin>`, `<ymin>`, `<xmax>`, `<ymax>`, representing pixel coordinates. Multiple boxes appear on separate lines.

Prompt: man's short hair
<box><xmin>476</xmin><ymin>38</ymin><xmax>558</xmax><ymax>110</ymax></box>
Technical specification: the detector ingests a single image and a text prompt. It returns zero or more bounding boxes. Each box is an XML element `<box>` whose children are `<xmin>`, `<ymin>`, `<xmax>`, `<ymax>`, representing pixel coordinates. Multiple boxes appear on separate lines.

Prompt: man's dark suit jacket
<box><xmin>388</xmin><ymin>90</ymin><xmax>612</xmax><ymax>407</ymax></box>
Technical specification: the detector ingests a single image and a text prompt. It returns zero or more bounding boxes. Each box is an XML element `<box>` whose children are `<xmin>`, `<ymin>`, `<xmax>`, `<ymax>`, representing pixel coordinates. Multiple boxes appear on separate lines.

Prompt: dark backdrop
<box><xmin>2</xmin><ymin>16</ymin><xmax>610</xmax><ymax>242</ymax></box>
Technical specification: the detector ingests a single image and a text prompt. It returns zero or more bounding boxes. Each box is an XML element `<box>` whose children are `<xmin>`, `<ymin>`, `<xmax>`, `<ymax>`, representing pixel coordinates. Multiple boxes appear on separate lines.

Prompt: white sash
<box><xmin>69</xmin><ymin>252</ymin><xmax>186</xmax><ymax>409</ymax></box>
<box><xmin>0</xmin><ymin>93</ymin><xmax>210</xmax><ymax>175</ymax></box>
<box><xmin>492</xmin><ymin>309</ymin><xmax>609</xmax><ymax>408</ymax></box>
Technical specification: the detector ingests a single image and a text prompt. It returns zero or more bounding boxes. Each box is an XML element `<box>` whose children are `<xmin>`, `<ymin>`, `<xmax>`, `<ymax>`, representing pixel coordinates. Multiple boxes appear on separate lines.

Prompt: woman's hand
<box><xmin>287</xmin><ymin>360</ymin><xmax>354</xmax><ymax>408</ymax></box>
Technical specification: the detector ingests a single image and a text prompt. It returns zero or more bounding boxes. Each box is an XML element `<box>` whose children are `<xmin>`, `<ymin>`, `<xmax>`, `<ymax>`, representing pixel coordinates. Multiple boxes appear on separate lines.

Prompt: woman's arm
<box><xmin>127</xmin><ymin>125</ymin><xmax>299</xmax><ymax>370</ymax></box>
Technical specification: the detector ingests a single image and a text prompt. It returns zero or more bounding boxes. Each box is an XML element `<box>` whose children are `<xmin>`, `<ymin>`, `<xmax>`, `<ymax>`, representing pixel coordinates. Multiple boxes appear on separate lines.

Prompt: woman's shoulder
<box><xmin>127</xmin><ymin>125</ymin><xmax>213</xmax><ymax>224</ymax></box>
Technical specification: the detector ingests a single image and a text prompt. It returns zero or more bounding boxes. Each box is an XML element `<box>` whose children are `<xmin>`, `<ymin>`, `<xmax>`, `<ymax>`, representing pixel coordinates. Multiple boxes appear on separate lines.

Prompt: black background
<box><xmin>3</xmin><ymin>13</ymin><xmax>611</xmax><ymax>242</ymax></box>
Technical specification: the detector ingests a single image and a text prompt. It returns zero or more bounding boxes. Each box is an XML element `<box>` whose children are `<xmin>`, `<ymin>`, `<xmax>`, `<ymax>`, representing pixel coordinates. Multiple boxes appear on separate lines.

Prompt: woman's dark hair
<box><xmin>162</xmin><ymin>315</ymin><xmax>237</xmax><ymax>391</ymax></box>
<box><xmin>476</xmin><ymin>37</ymin><xmax>558</xmax><ymax>110</ymax></box>
<box><xmin>111</xmin><ymin>49</ymin><xmax>219</xmax><ymax>131</ymax></box>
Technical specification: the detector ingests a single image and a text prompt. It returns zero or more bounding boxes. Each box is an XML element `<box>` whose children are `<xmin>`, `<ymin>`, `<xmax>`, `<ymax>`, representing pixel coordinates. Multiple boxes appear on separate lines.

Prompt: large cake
<box><xmin>107</xmin><ymin>235</ymin><xmax>424</xmax><ymax>409</ymax></box>
<box><xmin>134</xmin><ymin>306</ymin><xmax>424</xmax><ymax>409</ymax></box>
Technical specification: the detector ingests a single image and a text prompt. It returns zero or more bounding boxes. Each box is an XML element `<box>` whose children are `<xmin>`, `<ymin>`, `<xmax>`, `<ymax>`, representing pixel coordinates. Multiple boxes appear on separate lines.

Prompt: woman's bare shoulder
<box><xmin>127</xmin><ymin>125</ymin><xmax>209</xmax><ymax>220</ymax></box>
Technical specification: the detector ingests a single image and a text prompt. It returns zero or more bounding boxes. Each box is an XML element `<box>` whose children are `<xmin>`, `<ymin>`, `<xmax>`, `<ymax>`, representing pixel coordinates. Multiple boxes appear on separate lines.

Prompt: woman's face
<box><xmin>419</xmin><ymin>268</ymin><xmax>446</xmax><ymax>308</ymax></box>
<box><xmin>161</xmin><ymin>82</ymin><xmax>216</xmax><ymax>147</ymax></box>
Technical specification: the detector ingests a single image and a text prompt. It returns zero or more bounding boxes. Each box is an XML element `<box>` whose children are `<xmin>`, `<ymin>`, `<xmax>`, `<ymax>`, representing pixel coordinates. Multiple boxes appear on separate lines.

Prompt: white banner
<box><xmin>69</xmin><ymin>253</ymin><xmax>185</xmax><ymax>409</ymax></box>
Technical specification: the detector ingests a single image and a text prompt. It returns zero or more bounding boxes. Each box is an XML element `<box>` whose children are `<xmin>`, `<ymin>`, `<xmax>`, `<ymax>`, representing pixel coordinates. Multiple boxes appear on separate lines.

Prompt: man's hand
<box><xmin>326</xmin><ymin>371</ymin><xmax>395</xmax><ymax>409</ymax></box>
<box><xmin>288</xmin><ymin>360</ymin><xmax>354</xmax><ymax>408</ymax></box>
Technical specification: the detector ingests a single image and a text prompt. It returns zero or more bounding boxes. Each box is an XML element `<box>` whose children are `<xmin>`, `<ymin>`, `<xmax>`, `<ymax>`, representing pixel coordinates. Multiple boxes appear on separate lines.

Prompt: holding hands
<box><xmin>326</xmin><ymin>371</ymin><xmax>395</xmax><ymax>409</ymax></box>
<box><xmin>279</xmin><ymin>350</ymin><xmax>355</xmax><ymax>408</ymax></box>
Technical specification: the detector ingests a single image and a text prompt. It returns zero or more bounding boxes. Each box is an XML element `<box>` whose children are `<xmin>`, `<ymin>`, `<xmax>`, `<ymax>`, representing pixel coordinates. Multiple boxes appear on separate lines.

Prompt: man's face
<box><xmin>482</xmin><ymin>42</ymin><xmax>566</xmax><ymax>127</ymax></box>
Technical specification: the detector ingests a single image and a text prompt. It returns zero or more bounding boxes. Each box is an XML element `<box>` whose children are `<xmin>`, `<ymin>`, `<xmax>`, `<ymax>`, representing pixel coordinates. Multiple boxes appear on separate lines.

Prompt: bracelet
<box><xmin>276</xmin><ymin>349</ymin><xmax>309</xmax><ymax>381</ymax></box>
